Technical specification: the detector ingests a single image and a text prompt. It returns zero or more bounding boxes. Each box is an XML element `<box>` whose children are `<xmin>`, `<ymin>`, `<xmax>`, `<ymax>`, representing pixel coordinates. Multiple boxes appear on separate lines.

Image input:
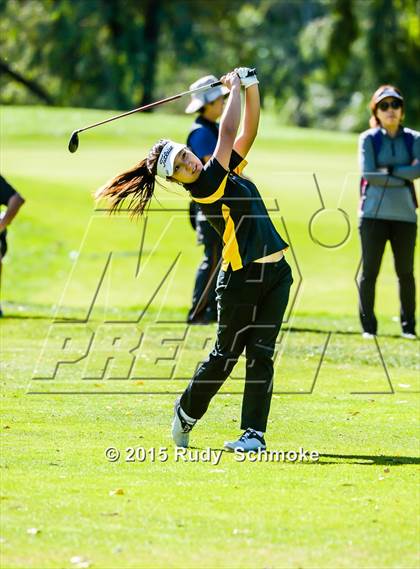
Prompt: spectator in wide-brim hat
<box><xmin>185</xmin><ymin>74</ymin><xmax>229</xmax><ymax>115</ymax></box>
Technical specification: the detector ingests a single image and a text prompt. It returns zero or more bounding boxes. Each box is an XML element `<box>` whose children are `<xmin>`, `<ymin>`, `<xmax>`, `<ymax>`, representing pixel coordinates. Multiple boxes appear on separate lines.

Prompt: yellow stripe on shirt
<box><xmin>192</xmin><ymin>174</ymin><xmax>228</xmax><ymax>204</ymax></box>
<box><xmin>233</xmin><ymin>158</ymin><xmax>248</xmax><ymax>176</ymax></box>
<box><xmin>221</xmin><ymin>204</ymin><xmax>243</xmax><ymax>271</ymax></box>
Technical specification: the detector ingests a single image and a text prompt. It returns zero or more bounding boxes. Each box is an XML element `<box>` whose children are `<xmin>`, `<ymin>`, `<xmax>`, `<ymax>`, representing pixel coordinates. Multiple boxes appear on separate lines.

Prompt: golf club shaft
<box><xmin>75</xmin><ymin>69</ymin><xmax>255</xmax><ymax>135</ymax></box>
<box><xmin>75</xmin><ymin>81</ymin><xmax>221</xmax><ymax>134</ymax></box>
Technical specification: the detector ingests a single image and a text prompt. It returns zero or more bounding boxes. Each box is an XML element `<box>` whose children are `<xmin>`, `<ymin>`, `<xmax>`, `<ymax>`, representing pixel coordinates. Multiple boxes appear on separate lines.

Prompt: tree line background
<box><xmin>1</xmin><ymin>0</ymin><xmax>419</xmax><ymax>131</ymax></box>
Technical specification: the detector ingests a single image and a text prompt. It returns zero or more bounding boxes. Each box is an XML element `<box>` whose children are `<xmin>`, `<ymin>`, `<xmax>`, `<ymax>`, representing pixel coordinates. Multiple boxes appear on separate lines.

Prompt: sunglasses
<box><xmin>377</xmin><ymin>100</ymin><xmax>402</xmax><ymax>111</ymax></box>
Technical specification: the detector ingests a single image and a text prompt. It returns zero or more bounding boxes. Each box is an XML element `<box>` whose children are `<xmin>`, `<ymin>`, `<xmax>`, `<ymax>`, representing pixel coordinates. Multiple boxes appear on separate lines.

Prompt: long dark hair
<box><xmin>369</xmin><ymin>84</ymin><xmax>404</xmax><ymax>128</ymax></box>
<box><xmin>95</xmin><ymin>139</ymin><xmax>169</xmax><ymax>216</ymax></box>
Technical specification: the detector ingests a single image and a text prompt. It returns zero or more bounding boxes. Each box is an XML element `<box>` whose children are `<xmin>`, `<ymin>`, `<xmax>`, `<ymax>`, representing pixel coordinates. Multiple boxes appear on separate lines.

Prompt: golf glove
<box><xmin>236</xmin><ymin>67</ymin><xmax>259</xmax><ymax>88</ymax></box>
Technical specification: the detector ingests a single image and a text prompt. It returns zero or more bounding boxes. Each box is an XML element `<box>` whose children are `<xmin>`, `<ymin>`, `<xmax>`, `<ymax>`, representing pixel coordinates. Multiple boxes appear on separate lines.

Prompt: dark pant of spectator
<box><xmin>358</xmin><ymin>218</ymin><xmax>417</xmax><ymax>335</ymax></box>
<box><xmin>0</xmin><ymin>230</ymin><xmax>7</xmax><ymax>258</ymax></box>
<box><xmin>187</xmin><ymin>217</ymin><xmax>222</xmax><ymax>324</ymax></box>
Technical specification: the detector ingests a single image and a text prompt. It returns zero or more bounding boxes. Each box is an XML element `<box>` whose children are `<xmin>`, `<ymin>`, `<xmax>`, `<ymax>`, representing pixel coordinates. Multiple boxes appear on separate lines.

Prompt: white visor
<box><xmin>156</xmin><ymin>141</ymin><xmax>185</xmax><ymax>179</ymax></box>
<box><xmin>375</xmin><ymin>88</ymin><xmax>403</xmax><ymax>104</ymax></box>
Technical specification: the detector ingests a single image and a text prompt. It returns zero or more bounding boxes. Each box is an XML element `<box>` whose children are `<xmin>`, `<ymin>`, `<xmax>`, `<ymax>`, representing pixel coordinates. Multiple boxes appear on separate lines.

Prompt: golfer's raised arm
<box><xmin>213</xmin><ymin>72</ymin><xmax>241</xmax><ymax>170</ymax></box>
<box><xmin>234</xmin><ymin>68</ymin><xmax>260</xmax><ymax>159</ymax></box>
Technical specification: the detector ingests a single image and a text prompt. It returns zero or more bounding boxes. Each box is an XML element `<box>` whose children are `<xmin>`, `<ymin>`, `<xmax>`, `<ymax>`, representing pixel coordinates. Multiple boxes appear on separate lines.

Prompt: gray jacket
<box><xmin>359</xmin><ymin>126</ymin><xmax>420</xmax><ymax>223</ymax></box>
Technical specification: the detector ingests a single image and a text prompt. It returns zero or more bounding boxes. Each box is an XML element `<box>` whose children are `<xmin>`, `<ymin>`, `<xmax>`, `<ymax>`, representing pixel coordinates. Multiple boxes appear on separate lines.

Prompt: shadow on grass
<box><xmin>318</xmin><ymin>453</ymin><xmax>420</xmax><ymax>466</ymax></box>
<box><xmin>317</xmin><ymin>453</ymin><xmax>420</xmax><ymax>466</ymax></box>
<box><xmin>0</xmin><ymin>313</ymin><xmax>411</xmax><ymax>341</ymax></box>
<box><xmin>1</xmin><ymin>314</ymin><xmax>53</xmax><ymax>320</ymax></box>
<box><xmin>284</xmin><ymin>326</ymin><xmax>411</xmax><ymax>340</ymax></box>
<box><xmin>188</xmin><ymin>446</ymin><xmax>420</xmax><ymax>466</ymax></box>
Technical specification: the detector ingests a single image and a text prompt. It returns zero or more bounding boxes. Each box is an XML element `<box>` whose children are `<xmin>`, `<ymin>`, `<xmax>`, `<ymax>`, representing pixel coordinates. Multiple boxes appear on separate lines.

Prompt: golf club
<box><xmin>68</xmin><ymin>69</ymin><xmax>256</xmax><ymax>153</ymax></box>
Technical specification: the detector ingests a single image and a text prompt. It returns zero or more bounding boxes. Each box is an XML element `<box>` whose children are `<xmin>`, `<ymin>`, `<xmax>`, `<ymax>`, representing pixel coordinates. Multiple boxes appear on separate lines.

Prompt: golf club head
<box><xmin>68</xmin><ymin>131</ymin><xmax>79</xmax><ymax>153</ymax></box>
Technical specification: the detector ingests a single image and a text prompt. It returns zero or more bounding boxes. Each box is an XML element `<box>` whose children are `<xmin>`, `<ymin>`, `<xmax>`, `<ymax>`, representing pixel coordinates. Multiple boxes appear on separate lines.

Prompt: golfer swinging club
<box><xmin>96</xmin><ymin>68</ymin><xmax>293</xmax><ymax>452</ymax></box>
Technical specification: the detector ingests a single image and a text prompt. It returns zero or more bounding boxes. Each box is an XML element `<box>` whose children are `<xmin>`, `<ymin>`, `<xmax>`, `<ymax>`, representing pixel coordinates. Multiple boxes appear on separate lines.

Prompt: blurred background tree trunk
<box><xmin>140</xmin><ymin>0</ymin><xmax>161</xmax><ymax>107</ymax></box>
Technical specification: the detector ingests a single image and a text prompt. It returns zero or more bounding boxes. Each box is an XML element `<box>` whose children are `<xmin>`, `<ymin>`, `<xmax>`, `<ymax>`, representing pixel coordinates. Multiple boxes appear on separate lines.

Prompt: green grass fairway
<box><xmin>1</xmin><ymin>106</ymin><xmax>419</xmax><ymax>568</ymax></box>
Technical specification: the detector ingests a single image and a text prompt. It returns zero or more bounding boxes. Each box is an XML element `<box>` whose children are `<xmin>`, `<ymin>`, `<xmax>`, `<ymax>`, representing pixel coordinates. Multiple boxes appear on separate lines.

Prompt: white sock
<box><xmin>249</xmin><ymin>429</ymin><xmax>264</xmax><ymax>437</ymax></box>
<box><xmin>179</xmin><ymin>406</ymin><xmax>197</xmax><ymax>424</ymax></box>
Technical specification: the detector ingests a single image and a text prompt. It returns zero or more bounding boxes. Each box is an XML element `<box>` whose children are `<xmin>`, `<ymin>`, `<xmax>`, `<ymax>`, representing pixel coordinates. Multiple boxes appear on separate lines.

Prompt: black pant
<box><xmin>0</xmin><ymin>230</ymin><xmax>7</xmax><ymax>258</ymax></box>
<box><xmin>358</xmin><ymin>218</ymin><xmax>417</xmax><ymax>334</ymax></box>
<box><xmin>187</xmin><ymin>217</ymin><xmax>222</xmax><ymax>323</ymax></box>
<box><xmin>181</xmin><ymin>258</ymin><xmax>293</xmax><ymax>432</ymax></box>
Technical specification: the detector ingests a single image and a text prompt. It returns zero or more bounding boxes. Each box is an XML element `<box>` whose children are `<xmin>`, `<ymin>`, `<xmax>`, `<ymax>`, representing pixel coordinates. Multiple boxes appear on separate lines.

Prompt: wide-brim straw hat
<box><xmin>185</xmin><ymin>75</ymin><xmax>229</xmax><ymax>114</ymax></box>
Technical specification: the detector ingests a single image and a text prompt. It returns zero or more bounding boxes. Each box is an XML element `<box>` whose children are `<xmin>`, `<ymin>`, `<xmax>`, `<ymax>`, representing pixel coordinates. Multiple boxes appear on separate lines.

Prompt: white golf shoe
<box><xmin>401</xmin><ymin>332</ymin><xmax>416</xmax><ymax>340</ymax></box>
<box><xmin>362</xmin><ymin>332</ymin><xmax>376</xmax><ymax>339</ymax></box>
<box><xmin>171</xmin><ymin>399</ymin><xmax>196</xmax><ymax>448</ymax></box>
<box><xmin>224</xmin><ymin>428</ymin><xmax>266</xmax><ymax>452</ymax></box>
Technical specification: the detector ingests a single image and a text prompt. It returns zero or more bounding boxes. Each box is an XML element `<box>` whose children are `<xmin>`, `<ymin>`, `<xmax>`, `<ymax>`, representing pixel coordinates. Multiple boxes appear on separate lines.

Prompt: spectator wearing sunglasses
<box><xmin>358</xmin><ymin>85</ymin><xmax>419</xmax><ymax>340</ymax></box>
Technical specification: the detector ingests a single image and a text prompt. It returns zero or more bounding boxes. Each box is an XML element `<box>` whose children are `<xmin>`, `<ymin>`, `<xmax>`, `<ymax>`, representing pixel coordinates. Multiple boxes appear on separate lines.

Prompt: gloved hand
<box><xmin>235</xmin><ymin>67</ymin><xmax>259</xmax><ymax>89</ymax></box>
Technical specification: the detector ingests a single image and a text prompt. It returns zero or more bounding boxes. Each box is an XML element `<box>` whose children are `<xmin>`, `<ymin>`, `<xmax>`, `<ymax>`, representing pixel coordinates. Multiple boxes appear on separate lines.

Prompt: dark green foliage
<box><xmin>364</xmin><ymin>0</ymin><xmax>420</xmax><ymax>125</ymax></box>
<box><xmin>326</xmin><ymin>0</ymin><xmax>358</xmax><ymax>81</ymax></box>
<box><xmin>0</xmin><ymin>0</ymin><xmax>419</xmax><ymax>129</ymax></box>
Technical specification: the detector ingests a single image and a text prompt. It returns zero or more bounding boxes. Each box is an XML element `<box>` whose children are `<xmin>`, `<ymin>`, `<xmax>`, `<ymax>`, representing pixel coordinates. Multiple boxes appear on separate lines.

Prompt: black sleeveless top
<box><xmin>185</xmin><ymin>150</ymin><xmax>288</xmax><ymax>271</ymax></box>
